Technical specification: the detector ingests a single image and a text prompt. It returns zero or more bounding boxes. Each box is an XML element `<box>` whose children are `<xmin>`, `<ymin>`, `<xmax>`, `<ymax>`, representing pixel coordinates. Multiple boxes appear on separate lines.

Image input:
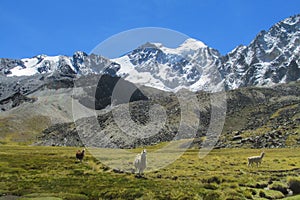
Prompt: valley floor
<box><xmin>0</xmin><ymin>145</ymin><xmax>300</xmax><ymax>200</ymax></box>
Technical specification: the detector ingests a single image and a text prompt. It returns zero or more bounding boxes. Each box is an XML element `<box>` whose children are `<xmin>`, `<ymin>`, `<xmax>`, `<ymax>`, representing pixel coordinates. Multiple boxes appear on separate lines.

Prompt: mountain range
<box><xmin>0</xmin><ymin>14</ymin><xmax>300</xmax><ymax>148</ymax></box>
<box><xmin>1</xmin><ymin>14</ymin><xmax>299</xmax><ymax>94</ymax></box>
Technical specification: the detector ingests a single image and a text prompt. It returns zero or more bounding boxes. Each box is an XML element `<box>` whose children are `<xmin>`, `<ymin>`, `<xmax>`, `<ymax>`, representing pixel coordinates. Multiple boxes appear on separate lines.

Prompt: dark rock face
<box><xmin>59</xmin><ymin>61</ymin><xmax>76</xmax><ymax>77</ymax></box>
<box><xmin>71</xmin><ymin>74</ymin><xmax>149</xmax><ymax>110</ymax></box>
<box><xmin>45</xmin><ymin>77</ymin><xmax>74</xmax><ymax>89</ymax></box>
<box><xmin>72</xmin><ymin>51</ymin><xmax>88</xmax><ymax>72</ymax></box>
<box><xmin>94</xmin><ymin>75</ymin><xmax>148</xmax><ymax>110</ymax></box>
<box><xmin>286</xmin><ymin>60</ymin><xmax>300</xmax><ymax>82</ymax></box>
<box><xmin>0</xmin><ymin>92</ymin><xmax>36</xmax><ymax>111</ymax></box>
<box><xmin>0</xmin><ymin>58</ymin><xmax>25</xmax><ymax>75</ymax></box>
<box><xmin>0</xmin><ymin>75</ymin><xmax>44</xmax><ymax>111</ymax></box>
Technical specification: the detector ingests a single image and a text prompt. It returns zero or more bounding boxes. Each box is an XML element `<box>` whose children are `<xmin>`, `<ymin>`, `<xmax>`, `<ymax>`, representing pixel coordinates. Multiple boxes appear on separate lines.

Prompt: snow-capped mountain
<box><xmin>0</xmin><ymin>38</ymin><xmax>223</xmax><ymax>92</ymax></box>
<box><xmin>112</xmin><ymin>38</ymin><xmax>223</xmax><ymax>91</ymax></box>
<box><xmin>1</xmin><ymin>14</ymin><xmax>300</xmax><ymax>93</ymax></box>
<box><xmin>220</xmin><ymin>14</ymin><xmax>300</xmax><ymax>90</ymax></box>
<box><xmin>1</xmin><ymin>51</ymin><xmax>120</xmax><ymax>78</ymax></box>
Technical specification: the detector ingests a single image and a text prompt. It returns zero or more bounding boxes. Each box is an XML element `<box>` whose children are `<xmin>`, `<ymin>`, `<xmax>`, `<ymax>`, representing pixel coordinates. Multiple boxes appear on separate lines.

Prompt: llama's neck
<box><xmin>141</xmin><ymin>154</ymin><xmax>146</xmax><ymax>162</ymax></box>
<box><xmin>260</xmin><ymin>153</ymin><xmax>264</xmax><ymax>158</ymax></box>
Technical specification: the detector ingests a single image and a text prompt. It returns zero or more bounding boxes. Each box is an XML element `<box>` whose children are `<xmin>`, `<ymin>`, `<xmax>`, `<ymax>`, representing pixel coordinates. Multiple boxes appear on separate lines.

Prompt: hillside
<box><xmin>0</xmin><ymin>14</ymin><xmax>299</xmax><ymax>149</ymax></box>
<box><xmin>35</xmin><ymin>81</ymin><xmax>300</xmax><ymax>149</ymax></box>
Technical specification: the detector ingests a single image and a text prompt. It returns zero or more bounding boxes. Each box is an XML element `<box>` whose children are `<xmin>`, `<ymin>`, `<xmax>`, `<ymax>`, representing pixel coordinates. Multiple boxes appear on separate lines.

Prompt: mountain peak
<box><xmin>134</xmin><ymin>38</ymin><xmax>207</xmax><ymax>55</ymax></box>
<box><xmin>282</xmin><ymin>14</ymin><xmax>300</xmax><ymax>26</ymax></box>
<box><xmin>138</xmin><ymin>42</ymin><xmax>159</xmax><ymax>49</ymax></box>
<box><xmin>179</xmin><ymin>38</ymin><xmax>207</xmax><ymax>49</ymax></box>
<box><xmin>73</xmin><ymin>51</ymin><xmax>88</xmax><ymax>58</ymax></box>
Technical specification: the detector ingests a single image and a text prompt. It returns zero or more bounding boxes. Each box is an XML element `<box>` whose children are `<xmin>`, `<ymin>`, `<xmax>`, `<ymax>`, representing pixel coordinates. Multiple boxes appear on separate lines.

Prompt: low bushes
<box><xmin>287</xmin><ymin>177</ymin><xmax>300</xmax><ymax>195</ymax></box>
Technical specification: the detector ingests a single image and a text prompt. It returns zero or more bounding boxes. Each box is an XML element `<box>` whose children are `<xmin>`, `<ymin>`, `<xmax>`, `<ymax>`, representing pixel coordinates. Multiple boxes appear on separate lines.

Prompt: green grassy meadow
<box><xmin>0</xmin><ymin>145</ymin><xmax>300</xmax><ymax>200</ymax></box>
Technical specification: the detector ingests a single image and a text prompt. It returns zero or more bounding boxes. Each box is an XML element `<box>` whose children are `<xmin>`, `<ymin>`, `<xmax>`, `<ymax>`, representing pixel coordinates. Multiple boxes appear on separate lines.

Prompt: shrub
<box><xmin>206</xmin><ymin>176</ymin><xmax>222</xmax><ymax>184</ymax></box>
<box><xmin>255</xmin><ymin>182</ymin><xmax>268</xmax><ymax>189</ymax></box>
<box><xmin>269</xmin><ymin>182</ymin><xmax>289</xmax><ymax>195</ymax></box>
<box><xmin>287</xmin><ymin>177</ymin><xmax>300</xmax><ymax>195</ymax></box>
<box><xmin>250</xmin><ymin>189</ymin><xmax>257</xmax><ymax>196</ymax></box>
<box><xmin>259</xmin><ymin>190</ymin><xmax>266</xmax><ymax>198</ymax></box>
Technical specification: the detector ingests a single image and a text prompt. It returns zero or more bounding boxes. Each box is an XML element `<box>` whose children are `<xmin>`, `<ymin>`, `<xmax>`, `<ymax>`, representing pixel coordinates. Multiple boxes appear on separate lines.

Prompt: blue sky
<box><xmin>0</xmin><ymin>0</ymin><xmax>299</xmax><ymax>59</ymax></box>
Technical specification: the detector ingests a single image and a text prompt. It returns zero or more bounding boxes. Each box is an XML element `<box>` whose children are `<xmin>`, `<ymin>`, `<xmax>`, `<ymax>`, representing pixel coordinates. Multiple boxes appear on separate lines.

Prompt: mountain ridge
<box><xmin>0</xmin><ymin>14</ymin><xmax>299</xmax><ymax>94</ymax></box>
<box><xmin>0</xmin><ymin>14</ymin><xmax>300</xmax><ymax>148</ymax></box>
<box><xmin>220</xmin><ymin>14</ymin><xmax>300</xmax><ymax>90</ymax></box>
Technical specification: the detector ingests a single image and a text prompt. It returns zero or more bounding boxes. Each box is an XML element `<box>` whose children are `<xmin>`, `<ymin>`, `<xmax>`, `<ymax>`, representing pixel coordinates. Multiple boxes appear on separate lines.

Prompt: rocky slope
<box><xmin>216</xmin><ymin>82</ymin><xmax>300</xmax><ymax>148</ymax></box>
<box><xmin>0</xmin><ymin>74</ymin><xmax>151</xmax><ymax>144</ymax></box>
<box><xmin>36</xmin><ymin>81</ymin><xmax>300</xmax><ymax>149</ymax></box>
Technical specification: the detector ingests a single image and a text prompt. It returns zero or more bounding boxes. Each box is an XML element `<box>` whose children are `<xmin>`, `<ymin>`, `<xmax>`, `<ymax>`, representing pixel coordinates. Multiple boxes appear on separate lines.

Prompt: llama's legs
<box><xmin>248</xmin><ymin>161</ymin><xmax>252</xmax><ymax>167</ymax></box>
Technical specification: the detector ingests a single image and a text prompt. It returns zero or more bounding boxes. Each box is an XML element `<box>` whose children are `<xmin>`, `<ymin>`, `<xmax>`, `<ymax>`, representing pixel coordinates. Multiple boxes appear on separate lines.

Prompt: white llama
<box><xmin>134</xmin><ymin>149</ymin><xmax>147</xmax><ymax>174</ymax></box>
<box><xmin>248</xmin><ymin>152</ymin><xmax>265</xmax><ymax>167</ymax></box>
